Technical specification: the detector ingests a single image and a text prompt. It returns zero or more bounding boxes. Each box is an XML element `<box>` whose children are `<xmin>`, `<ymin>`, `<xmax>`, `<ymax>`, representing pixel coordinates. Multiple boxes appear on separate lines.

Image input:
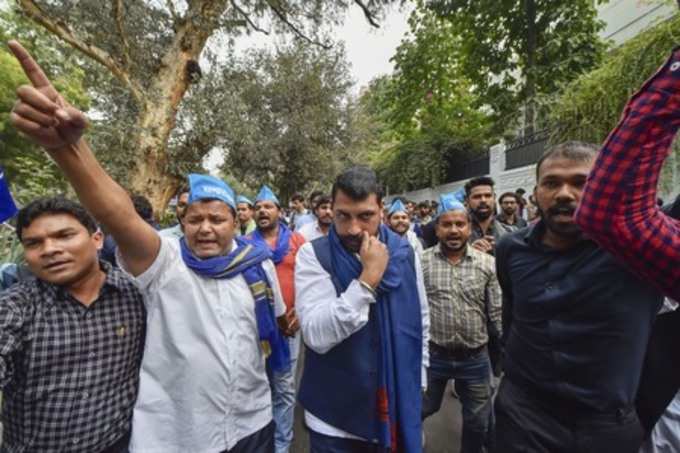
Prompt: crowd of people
<box><xmin>1</xmin><ymin>39</ymin><xmax>680</xmax><ymax>453</ymax></box>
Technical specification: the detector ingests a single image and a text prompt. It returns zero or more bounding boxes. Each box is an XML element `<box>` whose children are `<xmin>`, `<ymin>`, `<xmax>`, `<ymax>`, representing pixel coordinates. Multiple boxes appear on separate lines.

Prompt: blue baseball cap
<box><xmin>388</xmin><ymin>199</ymin><xmax>408</xmax><ymax>216</ymax></box>
<box><xmin>237</xmin><ymin>195</ymin><xmax>253</xmax><ymax>207</ymax></box>
<box><xmin>187</xmin><ymin>174</ymin><xmax>236</xmax><ymax>210</ymax></box>
<box><xmin>435</xmin><ymin>192</ymin><xmax>467</xmax><ymax>219</ymax></box>
<box><xmin>255</xmin><ymin>185</ymin><xmax>280</xmax><ymax>206</ymax></box>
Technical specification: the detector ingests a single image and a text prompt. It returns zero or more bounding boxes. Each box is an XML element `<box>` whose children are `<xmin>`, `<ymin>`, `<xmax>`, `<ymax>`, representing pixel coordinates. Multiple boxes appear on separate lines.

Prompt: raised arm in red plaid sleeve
<box><xmin>576</xmin><ymin>48</ymin><xmax>680</xmax><ymax>300</ymax></box>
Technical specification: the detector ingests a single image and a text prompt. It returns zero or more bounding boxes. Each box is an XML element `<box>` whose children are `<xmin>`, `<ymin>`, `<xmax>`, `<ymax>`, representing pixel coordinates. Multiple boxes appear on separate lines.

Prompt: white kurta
<box><xmin>119</xmin><ymin>237</ymin><xmax>286</xmax><ymax>453</ymax></box>
<box><xmin>294</xmin><ymin>242</ymin><xmax>430</xmax><ymax>440</ymax></box>
<box><xmin>298</xmin><ymin>220</ymin><xmax>327</xmax><ymax>242</ymax></box>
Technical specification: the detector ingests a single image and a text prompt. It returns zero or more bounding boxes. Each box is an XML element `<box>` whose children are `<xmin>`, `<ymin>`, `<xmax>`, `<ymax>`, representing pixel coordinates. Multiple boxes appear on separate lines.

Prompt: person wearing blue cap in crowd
<box><xmin>387</xmin><ymin>199</ymin><xmax>424</xmax><ymax>257</ymax></box>
<box><xmin>5</xmin><ymin>40</ymin><xmax>292</xmax><ymax>452</ymax></box>
<box><xmin>295</xmin><ymin>165</ymin><xmax>429</xmax><ymax>453</ymax></box>
<box><xmin>236</xmin><ymin>195</ymin><xmax>257</xmax><ymax>237</ymax></box>
<box><xmin>420</xmin><ymin>193</ymin><xmax>502</xmax><ymax>453</ymax></box>
<box><xmin>246</xmin><ymin>185</ymin><xmax>306</xmax><ymax>453</ymax></box>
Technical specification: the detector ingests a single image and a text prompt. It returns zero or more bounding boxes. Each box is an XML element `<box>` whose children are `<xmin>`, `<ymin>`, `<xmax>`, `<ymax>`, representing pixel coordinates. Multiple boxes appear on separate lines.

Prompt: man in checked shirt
<box><xmin>420</xmin><ymin>194</ymin><xmax>501</xmax><ymax>453</ymax></box>
<box><xmin>575</xmin><ymin>47</ymin><xmax>680</xmax><ymax>313</ymax></box>
<box><xmin>0</xmin><ymin>197</ymin><xmax>145</xmax><ymax>452</ymax></box>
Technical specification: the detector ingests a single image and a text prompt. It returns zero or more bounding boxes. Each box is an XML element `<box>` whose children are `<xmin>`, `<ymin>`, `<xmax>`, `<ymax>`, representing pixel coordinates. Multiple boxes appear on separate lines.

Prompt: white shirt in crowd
<box><xmin>639</xmin><ymin>298</ymin><xmax>680</xmax><ymax>453</ymax></box>
<box><xmin>297</xmin><ymin>220</ymin><xmax>327</xmax><ymax>242</ymax></box>
<box><xmin>158</xmin><ymin>223</ymin><xmax>183</xmax><ymax>239</ymax></box>
<box><xmin>405</xmin><ymin>229</ymin><xmax>424</xmax><ymax>257</ymax></box>
<box><xmin>640</xmin><ymin>391</ymin><xmax>680</xmax><ymax>453</ymax></box>
<box><xmin>118</xmin><ymin>236</ymin><xmax>286</xmax><ymax>453</ymax></box>
<box><xmin>294</xmin><ymin>242</ymin><xmax>430</xmax><ymax>441</ymax></box>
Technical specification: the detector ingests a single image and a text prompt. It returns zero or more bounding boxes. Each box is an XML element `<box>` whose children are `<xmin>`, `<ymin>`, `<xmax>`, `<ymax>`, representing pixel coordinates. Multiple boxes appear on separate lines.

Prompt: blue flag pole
<box><xmin>0</xmin><ymin>167</ymin><xmax>18</xmax><ymax>223</ymax></box>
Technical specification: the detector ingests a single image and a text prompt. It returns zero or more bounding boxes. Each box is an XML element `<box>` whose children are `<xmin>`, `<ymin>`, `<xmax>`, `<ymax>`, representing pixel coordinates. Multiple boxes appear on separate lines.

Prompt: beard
<box><xmin>390</xmin><ymin>222</ymin><xmax>409</xmax><ymax>236</ymax></box>
<box><xmin>256</xmin><ymin>215</ymin><xmax>276</xmax><ymax>231</ymax></box>
<box><xmin>318</xmin><ymin>215</ymin><xmax>333</xmax><ymax>226</ymax></box>
<box><xmin>339</xmin><ymin>233</ymin><xmax>363</xmax><ymax>253</ymax></box>
<box><xmin>439</xmin><ymin>236</ymin><xmax>467</xmax><ymax>254</ymax></box>
<box><xmin>537</xmin><ymin>202</ymin><xmax>582</xmax><ymax>238</ymax></box>
<box><xmin>471</xmin><ymin>203</ymin><xmax>492</xmax><ymax>221</ymax></box>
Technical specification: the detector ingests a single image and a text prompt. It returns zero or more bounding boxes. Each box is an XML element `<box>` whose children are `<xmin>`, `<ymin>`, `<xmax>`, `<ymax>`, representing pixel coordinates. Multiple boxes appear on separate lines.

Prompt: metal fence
<box><xmin>505</xmin><ymin>130</ymin><xmax>550</xmax><ymax>170</ymax></box>
<box><xmin>447</xmin><ymin>154</ymin><xmax>490</xmax><ymax>182</ymax></box>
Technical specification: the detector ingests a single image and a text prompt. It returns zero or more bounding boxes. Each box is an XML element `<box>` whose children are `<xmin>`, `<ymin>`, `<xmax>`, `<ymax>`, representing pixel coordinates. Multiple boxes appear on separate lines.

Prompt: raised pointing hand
<box><xmin>8</xmin><ymin>40</ymin><xmax>87</xmax><ymax>150</ymax></box>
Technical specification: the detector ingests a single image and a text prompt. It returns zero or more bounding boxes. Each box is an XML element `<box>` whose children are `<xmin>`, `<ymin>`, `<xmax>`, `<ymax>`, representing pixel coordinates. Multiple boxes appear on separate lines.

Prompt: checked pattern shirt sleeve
<box><xmin>576</xmin><ymin>48</ymin><xmax>680</xmax><ymax>301</ymax></box>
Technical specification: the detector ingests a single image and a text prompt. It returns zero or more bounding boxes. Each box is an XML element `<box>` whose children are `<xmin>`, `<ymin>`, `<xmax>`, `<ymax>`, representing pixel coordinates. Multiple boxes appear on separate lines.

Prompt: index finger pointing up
<box><xmin>8</xmin><ymin>40</ymin><xmax>53</xmax><ymax>89</ymax></box>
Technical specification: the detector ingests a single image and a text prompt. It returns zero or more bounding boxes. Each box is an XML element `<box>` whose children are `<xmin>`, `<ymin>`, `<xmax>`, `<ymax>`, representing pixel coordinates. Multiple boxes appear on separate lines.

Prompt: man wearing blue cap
<box><xmin>296</xmin><ymin>166</ymin><xmax>429</xmax><ymax>452</ymax></box>
<box><xmin>247</xmin><ymin>185</ymin><xmax>306</xmax><ymax>453</ymax></box>
<box><xmin>236</xmin><ymin>195</ymin><xmax>257</xmax><ymax>236</ymax></box>
<box><xmin>387</xmin><ymin>199</ymin><xmax>424</xmax><ymax>257</ymax></box>
<box><xmin>420</xmin><ymin>194</ymin><xmax>502</xmax><ymax>453</ymax></box>
<box><xmin>7</xmin><ymin>41</ymin><xmax>290</xmax><ymax>453</ymax></box>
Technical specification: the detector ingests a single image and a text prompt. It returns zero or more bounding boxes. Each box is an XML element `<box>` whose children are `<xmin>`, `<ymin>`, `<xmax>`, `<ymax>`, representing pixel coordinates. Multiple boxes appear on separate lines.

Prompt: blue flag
<box><xmin>0</xmin><ymin>167</ymin><xmax>17</xmax><ymax>223</ymax></box>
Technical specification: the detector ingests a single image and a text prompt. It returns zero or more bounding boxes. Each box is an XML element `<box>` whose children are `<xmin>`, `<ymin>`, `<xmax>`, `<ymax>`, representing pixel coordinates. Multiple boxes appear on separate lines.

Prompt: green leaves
<box><xmin>0</xmin><ymin>9</ymin><xmax>86</xmax><ymax>204</ymax></box>
<box><xmin>218</xmin><ymin>41</ymin><xmax>354</xmax><ymax>201</ymax></box>
<box><xmin>425</xmin><ymin>0</ymin><xmax>607</xmax><ymax>135</ymax></box>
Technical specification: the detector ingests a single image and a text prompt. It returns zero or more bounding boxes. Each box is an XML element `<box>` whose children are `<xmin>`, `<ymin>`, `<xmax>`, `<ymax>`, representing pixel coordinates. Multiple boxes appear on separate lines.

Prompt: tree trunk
<box><xmin>128</xmin><ymin>1</ymin><xmax>227</xmax><ymax>215</ymax></box>
<box><xmin>523</xmin><ymin>0</ymin><xmax>537</xmax><ymax>137</ymax></box>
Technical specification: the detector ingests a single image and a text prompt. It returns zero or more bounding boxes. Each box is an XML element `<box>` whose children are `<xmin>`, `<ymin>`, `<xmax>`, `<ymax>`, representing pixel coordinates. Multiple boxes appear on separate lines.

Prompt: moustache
<box><xmin>339</xmin><ymin>234</ymin><xmax>363</xmax><ymax>250</ymax></box>
<box><xmin>547</xmin><ymin>204</ymin><xmax>576</xmax><ymax>217</ymax></box>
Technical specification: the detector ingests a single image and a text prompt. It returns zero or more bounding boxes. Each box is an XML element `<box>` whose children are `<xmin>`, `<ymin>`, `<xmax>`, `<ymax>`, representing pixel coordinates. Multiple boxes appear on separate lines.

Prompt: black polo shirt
<box><xmin>496</xmin><ymin>221</ymin><xmax>663</xmax><ymax>413</ymax></box>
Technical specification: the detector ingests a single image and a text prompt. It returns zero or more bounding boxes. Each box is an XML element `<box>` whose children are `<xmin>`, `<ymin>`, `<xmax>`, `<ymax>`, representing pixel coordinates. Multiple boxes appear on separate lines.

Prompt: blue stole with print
<box><xmin>179</xmin><ymin>237</ymin><xmax>290</xmax><ymax>372</ymax></box>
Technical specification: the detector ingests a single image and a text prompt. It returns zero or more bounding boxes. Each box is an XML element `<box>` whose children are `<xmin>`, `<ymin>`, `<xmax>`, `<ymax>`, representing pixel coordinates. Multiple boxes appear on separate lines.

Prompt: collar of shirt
<box><xmin>497</xmin><ymin>213</ymin><xmax>517</xmax><ymax>224</ymax></box>
<box><xmin>523</xmin><ymin>220</ymin><xmax>596</xmax><ymax>253</ymax></box>
<box><xmin>37</xmin><ymin>260</ymin><xmax>123</xmax><ymax>305</ymax></box>
<box><xmin>471</xmin><ymin>217</ymin><xmax>498</xmax><ymax>236</ymax></box>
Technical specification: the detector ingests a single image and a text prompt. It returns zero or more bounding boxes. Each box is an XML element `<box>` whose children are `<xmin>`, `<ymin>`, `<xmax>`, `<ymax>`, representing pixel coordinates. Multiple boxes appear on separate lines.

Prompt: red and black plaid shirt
<box><xmin>576</xmin><ymin>47</ymin><xmax>680</xmax><ymax>301</ymax></box>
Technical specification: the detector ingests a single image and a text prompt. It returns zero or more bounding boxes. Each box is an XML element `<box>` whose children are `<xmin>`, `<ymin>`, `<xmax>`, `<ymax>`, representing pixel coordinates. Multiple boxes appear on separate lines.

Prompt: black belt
<box><xmin>429</xmin><ymin>341</ymin><xmax>487</xmax><ymax>361</ymax></box>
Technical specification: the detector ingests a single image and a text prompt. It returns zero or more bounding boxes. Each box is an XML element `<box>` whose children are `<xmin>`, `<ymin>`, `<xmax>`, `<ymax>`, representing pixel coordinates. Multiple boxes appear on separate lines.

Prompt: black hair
<box><xmin>464</xmin><ymin>176</ymin><xmax>495</xmax><ymax>197</ymax></box>
<box><xmin>417</xmin><ymin>201</ymin><xmax>430</xmax><ymax>209</ymax></box>
<box><xmin>331</xmin><ymin>165</ymin><xmax>384</xmax><ymax>203</ymax></box>
<box><xmin>516</xmin><ymin>188</ymin><xmax>526</xmax><ymax>195</ymax></box>
<box><xmin>16</xmin><ymin>196</ymin><xmax>98</xmax><ymax>241</ymax></box>
<box><xmin>535</xmin><ymin>141</ymin><xmax>598</xmax><ymax>180</ymax></box>
<box><xmin>175</xmin><ymin>184</ymin><xmax>189</xmax><ymax>198</ymax></box>
<box><xmin>131</xmin><ymin>194</ymin><xmax>154</xmax><ymax>223</ymax></box>
<box><xmin>291</xmin><ymin>193</ymin><xmax>305</xmax><ymax>203</ymax></box>
<box><xmin>309</xmin><ymin>191</ymin><xmax>324</xmax><ymax>204</ymax></box>
<box><xmin>498</xmin><ymin>192</ymin><xmax>519</xmax><ymax>204</ymax></box>
<box><xmin>313</xmin><ymin>195</ymin><xmax>332</xmax><ymax>211</ymax></box>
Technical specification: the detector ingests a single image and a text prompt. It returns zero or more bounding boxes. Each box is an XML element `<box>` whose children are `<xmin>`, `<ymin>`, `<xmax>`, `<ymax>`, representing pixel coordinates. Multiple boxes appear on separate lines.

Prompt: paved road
<box><xmin>290</xmin><ymin>386</ymin><xmax>463</xmax><ymax>453</ymax></box>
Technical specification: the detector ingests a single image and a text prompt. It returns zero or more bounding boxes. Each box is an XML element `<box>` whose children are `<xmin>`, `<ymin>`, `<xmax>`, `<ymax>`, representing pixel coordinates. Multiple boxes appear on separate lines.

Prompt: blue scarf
<box><xmin>249</xmin><ymin>223</ymin><xmax>292</xmax><ymax>264</ymax></box>
<box><xmin>328</xmin><ymin>224</ymin><xmax>422</xmax><ymax>451</ymax></box>
<box><xmin>179</xmin><ymin>237</ymin><xmax>290</xmax><ymax>372</ymax></box>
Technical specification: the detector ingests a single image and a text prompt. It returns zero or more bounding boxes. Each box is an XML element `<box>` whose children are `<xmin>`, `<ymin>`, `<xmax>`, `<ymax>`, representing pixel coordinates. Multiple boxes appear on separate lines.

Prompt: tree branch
<box><xmin>112</xmin><ymin>0</ymin><xmax>132</xmax><ymax>70</ymax></box>
<box><xmin>230</xmin><ymin>0</ymin><xmax>270</xmax><ymax>35</ymax></box>
<box><xmin>165</xmin><ymin>0</ymin><xmax>180</xmax><ymax>23</ymax></box>
<box><xmin>265</xmin><ymin>0</ymin><xmax>331</xmax><ymax>49</ymax></box>
<box><xmin>17</xmin><ymin>0</ymin><xmax>145</xmax><ymax>104</ymax></box>
<box><xmin>353</xmin><ymin>0</ymin><xmax>380</xmax><ymax>28</ymax></box>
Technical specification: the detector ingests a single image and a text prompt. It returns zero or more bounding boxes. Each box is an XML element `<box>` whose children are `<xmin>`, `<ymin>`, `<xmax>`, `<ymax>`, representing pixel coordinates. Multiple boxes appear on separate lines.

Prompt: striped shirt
<box><xmin>421</xmin><ymin>245</ymin><xmax>502</xmax><ymax>350</ymax></box>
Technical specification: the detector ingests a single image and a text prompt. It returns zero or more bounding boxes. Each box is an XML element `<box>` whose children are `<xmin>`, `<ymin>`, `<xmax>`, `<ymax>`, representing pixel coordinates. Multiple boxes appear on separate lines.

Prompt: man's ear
<box><xmin>93</xmin><ymin>230</ymin><xmax>104</xmax><ymax>251</ymax></box>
